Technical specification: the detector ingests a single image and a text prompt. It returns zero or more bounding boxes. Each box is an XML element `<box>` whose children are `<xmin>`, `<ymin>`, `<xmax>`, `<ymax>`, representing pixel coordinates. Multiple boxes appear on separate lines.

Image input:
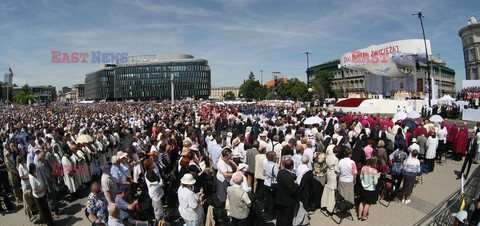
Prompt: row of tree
<box><xmin>232</xmin><ymin>70</ymin><xmax>336</xmax><ymax>101</ymax></box>
<box><xmin>2</xmin><ymin>84</ymin><xmax>37</xmax><ymax>104</ymax></box>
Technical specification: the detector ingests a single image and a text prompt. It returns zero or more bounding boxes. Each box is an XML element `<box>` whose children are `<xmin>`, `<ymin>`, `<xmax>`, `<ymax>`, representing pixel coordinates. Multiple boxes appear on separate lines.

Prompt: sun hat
<box><xmin>452</xmin><ymin>210</ymin><xmax>468</xmax><ymax>223</ymax></box>
<box><xmin>117</xmin><ymin>151</ymin><xmax>128</xmax><ymax>159</ymax></box>
<box><xmin>180</xmin><ymin>173</ymin><xmax>196</xmax><ymax>185</ymax></box>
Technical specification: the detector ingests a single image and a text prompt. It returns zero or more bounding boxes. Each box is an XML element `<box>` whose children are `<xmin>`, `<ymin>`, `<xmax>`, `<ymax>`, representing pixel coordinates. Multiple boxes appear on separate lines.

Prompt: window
<box><xmin>471</xmin><ymin>49</ymin><xmax>477</xmax><ymax>61</ymax></box>
<box><xmin>474</xmin><ymin>68</ymin><xmax>479</xmax><ymax>80</ymax></box>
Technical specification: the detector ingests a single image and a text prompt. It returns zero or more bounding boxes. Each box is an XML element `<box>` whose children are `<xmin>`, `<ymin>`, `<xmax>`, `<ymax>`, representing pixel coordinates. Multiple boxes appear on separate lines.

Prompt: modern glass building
<box><xmin>85</xmin><ymin>55</ymin><xmax>211</xmax><ymax>101</ymax></box>
<box><xmin>85</xmin><ymin>64</ymin><xmax>115</xmax><ymax>100</ymax></box>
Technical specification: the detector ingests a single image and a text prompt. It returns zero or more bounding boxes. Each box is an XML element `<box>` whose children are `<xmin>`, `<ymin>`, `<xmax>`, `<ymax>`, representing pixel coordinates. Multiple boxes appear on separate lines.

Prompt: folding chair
<box><xmin>331</xmin><ymin>190</ymin><xmax>355</xmax><ymax>224</ymax></box>
<box><xmin>415</xmin><ymin>174</ymin><xmax>423</xmax><ymax>185</ymax></box>
<box><xmin>378</xmin><ymin>178</ymin><xmax>394</xmax><ymax>207</ymax></box>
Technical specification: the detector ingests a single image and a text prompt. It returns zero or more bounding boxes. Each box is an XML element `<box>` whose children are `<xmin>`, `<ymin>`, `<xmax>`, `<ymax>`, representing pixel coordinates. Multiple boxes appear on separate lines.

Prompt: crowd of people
<box><xmin>457</xmin><ymin>87</ymin><xmax>480</xmax><ymax>109</ymax></box>
<box><xmin>0</xmin><ymin>101</ymin><xmax>479</xmax><ymax>226</ymax></box>
<box><xmin>421</xmin><ymin>104</ymin><xmax>461</xmax><ymax>119</ymax></box>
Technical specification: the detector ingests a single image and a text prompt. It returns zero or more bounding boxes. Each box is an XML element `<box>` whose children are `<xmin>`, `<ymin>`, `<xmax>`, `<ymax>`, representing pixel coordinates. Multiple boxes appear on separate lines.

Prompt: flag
<box><xmin>8</xmin><ymin>67</ymin><xmax>13</xmax><ymax>77</ymax></box>
<box><xmin>460</xmin><ymin>194</ymin><xmax>466</xmax><ymax>211</ymax></box>
<box><xmin>460</xmin><ymin>174</ymin><xmax>466</xmax><ymax>211</ymax></box>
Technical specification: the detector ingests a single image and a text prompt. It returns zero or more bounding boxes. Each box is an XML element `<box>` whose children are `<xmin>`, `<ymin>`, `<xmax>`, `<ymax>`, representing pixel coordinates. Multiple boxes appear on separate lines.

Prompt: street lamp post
<box><xmin>170</xmin><ymin>73</ymin><xmax>175</xmax><ymax>105</ymax></box>
<box><xmin>304</xmin><ymin>52</ymin><xmax>311</xmax><ymax>87</ymax></box>
<box><xmin>260</xmin><ymin>69</ymin><xmax>264</xmax><ymax>85</ymax></box>
<box><xmin>413</xmin><ymin>10</ymin><xmax>431</xmax><ymax>107</ymax></box>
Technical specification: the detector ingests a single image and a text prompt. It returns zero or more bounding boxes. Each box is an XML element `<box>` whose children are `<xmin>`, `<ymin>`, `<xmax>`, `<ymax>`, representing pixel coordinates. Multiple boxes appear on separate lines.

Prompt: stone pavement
<box><xmin>2</xmin><ymin>158</ymin><xmax>475</xmax><ymax>226</ymax></box>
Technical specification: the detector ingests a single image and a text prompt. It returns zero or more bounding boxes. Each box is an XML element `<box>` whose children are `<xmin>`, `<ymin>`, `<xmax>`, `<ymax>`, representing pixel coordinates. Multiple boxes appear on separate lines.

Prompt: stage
<box><xmin>329</xmin><ymin>98</ymin><xmax>426</xmax><ymax>114</ymax></box>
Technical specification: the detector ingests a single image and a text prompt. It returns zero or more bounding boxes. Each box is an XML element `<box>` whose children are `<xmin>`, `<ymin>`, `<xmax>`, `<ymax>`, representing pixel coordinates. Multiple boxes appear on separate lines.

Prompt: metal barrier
<box><xmin>415</xmin><ymin>166</ymin><xmax>480</xmax><ymax>226</ymax></box>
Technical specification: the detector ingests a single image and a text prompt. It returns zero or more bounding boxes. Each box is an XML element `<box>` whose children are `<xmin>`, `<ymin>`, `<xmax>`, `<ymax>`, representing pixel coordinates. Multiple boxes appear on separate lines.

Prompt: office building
<box><xmin>85</xmin><ymin>54</ymin><xmax>211</xmax><ymax>101</ymax></box>
<box><xmin>459</xmin><ymin>16</ymin><xmax>480</xmax><ymax>80</ymax></box>
<box><xmin>210</xmin><ymin>87</ymin><xmax>239</xmax><ymax>100</ymax></box>
<box><xmin>31</xmin><ymin>85</ymin><xmax>57</xmax><ymax>101</ymax></box>
<box><xmin>65</xmin><ymin>84</ymin><xmax>85</xmax><ymax>102</ymax></box>
<box><xmin>3</xmin><ymin>72</ymin><xmax>12</xmax><ymax>86</ymax></box>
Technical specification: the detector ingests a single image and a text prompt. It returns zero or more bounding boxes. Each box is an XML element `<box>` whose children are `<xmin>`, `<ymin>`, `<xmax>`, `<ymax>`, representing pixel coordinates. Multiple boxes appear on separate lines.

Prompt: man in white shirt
<box><xmin>338</xmin><ymin>149</ymin><xmax>357</xmax><ymax>204</ymax></box>
<box><xmin>267</xmin><ymin>135</ymin><xmax>282</xmax><ymax>157</ymax></box>
<box><xmin>254</xmin><ymin>146</ymin><xmax>267</xmax><ymax>201</ymax></box>
<box><xmin>292</xmin><ymin>145</ymin><xmax>304</xmax><ymax>171</ymax></box>
<box><xmin>258</xmin><ymin>131</ymin><xmax>270</xmax><ymax>150</ymax></box>
<box><xmin>178</xmin><ymin>174</ymin><xmax>204</xmax><ymax>225</ymax></box>
<box><xmin>29</xmin><ymin>163</ymin><xmax>54</xmax><ymax>224</ymax></box>
<box><xmin>209</xmin><ymin>136</ymin><xmax>223</xmax><ymax>171</ymax></box>
<box><xmin>262</xmin><ymin>152</ymin><xmax>278</xmax><ymax>220</ymax></box>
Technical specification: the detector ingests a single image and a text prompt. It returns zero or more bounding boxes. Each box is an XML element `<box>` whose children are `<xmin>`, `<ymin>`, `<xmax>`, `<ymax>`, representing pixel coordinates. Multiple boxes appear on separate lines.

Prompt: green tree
<box><xmin>248</xmin><ymin>71</ymin><xmax>255</xmax><ymax>80</ymax></box>
<box><xmin>266</xmin><ymin>78</ymin><xmax>308</xmax><ymax>101</ymax></box>
<box><xmin>239</xmin><ymin>72</ymin><xmax>266</xmax><ymax>100</ymax></box>
<box><xmin>311</xmin><ymin>70</ymin><xmax>336</xmax><ymax>100</ymax></box>
<box><xmin>286</xmin><ymin>79</ymin><xmax>308</xmax><ymax>101</ymax></box>
<box><xmin>13</xmin><ymin>84</ymin><xmax>36</xmax><ymax>105</ymax></box>
<box><xmin>223</xmin><ymin>91</ymin><xmax>236</xmax><ymax>100</ymax></box>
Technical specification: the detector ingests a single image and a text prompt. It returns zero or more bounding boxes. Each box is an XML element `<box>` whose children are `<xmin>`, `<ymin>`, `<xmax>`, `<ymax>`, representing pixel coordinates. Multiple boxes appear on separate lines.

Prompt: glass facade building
<box><xmin>84</xmin><ymin>55</ymin><xmax>211</xmax><ymax>100</ymax></box>
<box><xmin>85</xmin><ymin>65</ymin><xmax>115</xmax><ymax>100</ymax></box>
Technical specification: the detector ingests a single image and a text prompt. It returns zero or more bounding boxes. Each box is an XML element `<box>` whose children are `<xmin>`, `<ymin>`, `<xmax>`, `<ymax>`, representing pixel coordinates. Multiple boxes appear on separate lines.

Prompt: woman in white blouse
<box><xmin>29</xmin><ymin>163</ymin><xmax>53</xmax><ymax>225</ymax></box>
<box><xmin>216</xmin><ymin>149</ymin><xmax>237</xmax><ymax>203</ymax></box>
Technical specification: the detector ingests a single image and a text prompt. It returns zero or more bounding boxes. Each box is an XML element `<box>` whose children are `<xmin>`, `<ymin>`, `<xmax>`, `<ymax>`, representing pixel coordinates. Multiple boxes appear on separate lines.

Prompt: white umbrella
<box><xmin>407</xmin><ymin>111</ymin><xmax>421</xmax><ymax>119</ymax></box>
<box><xmin>296</xmin><ymin>108</ymin><xmax>306</xmax><ymax>114</ymax></box>
<box><xmin>429</xmin><ymin>114</ymin><xmax>444</xmax><ymax>123</ymax></box>
<box><xmin>394</xmin><ymin>111</ymin><xmax>408</xmax><ymax>120</ymax></box>
<box><xmin>304</xmin><ymin>116</ymin><xmax>323</xmax><ymax>125</ymax></box>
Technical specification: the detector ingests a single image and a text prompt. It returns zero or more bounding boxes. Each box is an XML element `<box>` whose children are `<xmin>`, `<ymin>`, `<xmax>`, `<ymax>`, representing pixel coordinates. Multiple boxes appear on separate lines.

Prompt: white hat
<box><xmin>117</xmin><ymin>151</ymin><xmax>128</xmax><ymax>159</ymax></box>
<box><xmin>452</xmin><ymin>210</ymin><xmax>468</xmax><ymax>223</ymax></box>
<box><xmin>259</xmin><ymin>131</ymin><xmax>268</xmax><ymax>137</ymax></box>
<box><xmin>180</xmin><ymin>173</ymin><xmax>196</xmax><ymax>185</ymax></box>
<box><xmin>411</xmin><ymin>138</ymin><xmax>417</xmax><ymax>143</ymax></box>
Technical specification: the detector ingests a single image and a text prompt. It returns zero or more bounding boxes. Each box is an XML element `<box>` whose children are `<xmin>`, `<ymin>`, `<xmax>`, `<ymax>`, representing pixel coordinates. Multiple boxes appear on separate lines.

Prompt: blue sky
<box><xmin>0</xmin><ymin>0</ymin><xmax>477</xmax><ymax>90</ymax></box>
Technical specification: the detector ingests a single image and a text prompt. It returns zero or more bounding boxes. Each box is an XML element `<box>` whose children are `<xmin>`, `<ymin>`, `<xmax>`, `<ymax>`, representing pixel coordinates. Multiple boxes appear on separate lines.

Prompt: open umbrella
<box><xmin>76</xmin><ymin>134</ymin><xmax>94</xmax><ymax>144</ymax></box>
<box><xmin>394</xmin><ymin>111</ymin><xmax>408</xmax><ymax>121</ymax></box>
<box><xmin>296</xmin><ymin>108</ymin><xmax>306</xmax><ymax>114</ymax></box>
<box><xmin>334</xmin><ymin>112</ymin><xmax>347</xmax><ymax>118</ymax></box>
<box><xmin>304</xmin><ymin>116</ymin><xmax>323</xmax><ymax>125</ymax></box>
<box><xmin>407</xmin><ymin>111</ymin><xmax>421</xmax><ymax>119</ymax></box>
<box><xmin>429</xmin><ymin>114</ymin><xmax>444</xmax><ymax>123</ymax></box>
<box><xmin>402</xmin><ymin>118</ymin><xmax>417</xmax><ymax>129</ymax></box>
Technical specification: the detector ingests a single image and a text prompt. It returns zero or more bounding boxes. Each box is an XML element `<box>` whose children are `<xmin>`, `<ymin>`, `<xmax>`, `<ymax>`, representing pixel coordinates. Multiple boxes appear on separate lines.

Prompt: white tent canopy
<box><xmin>438</xmin><ymin>95</ymin><xmax>455</xmax><ymax>104</ymax></box>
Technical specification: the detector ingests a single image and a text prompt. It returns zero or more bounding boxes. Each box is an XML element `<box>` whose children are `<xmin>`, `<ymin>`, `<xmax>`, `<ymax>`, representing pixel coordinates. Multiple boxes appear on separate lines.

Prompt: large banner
<box><xmin>339</xmin><ymin>39</ymin><xmax>432</xmax><ymax>77</ymax></box>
